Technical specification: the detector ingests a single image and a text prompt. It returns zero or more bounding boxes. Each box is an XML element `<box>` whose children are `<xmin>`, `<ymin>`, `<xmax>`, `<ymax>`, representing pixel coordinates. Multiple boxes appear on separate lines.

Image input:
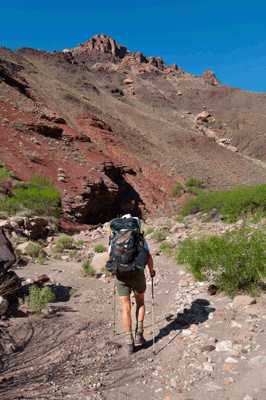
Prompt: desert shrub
<box><xmin>56</xmin><ymin>236</ymin><xmax>74</xmax><ymax>249</ymax></box>
<box><xmin>94</xmin><ymin>244</ymin><xmax>107</xmax><ymax>253</ymax></box>
<box><xmin>16</xmin><ymin>253</ymin><xmax>30</xmax><ymax>265</ymax></box>
<box><xmin>69</xmin><ymin>249</ymin><xmax>78</xmax><ymax>259</ymax></box>
<box><xmin>38</xmin><ymin>255</ymin><xmax>45</xmax><ymax>264</ymax></box>
<box><xmin>180</xmin><ymin>184</ymin><xmax>266</xmax><ymax>222</ymax></box>
<box><xmin>51</xmin><ymin>243</ymin><xmax>64</xmax><ymax>253</ymax></box>
<box><xmin>176</xmin><ymin>226</ymin><xmax>266</xmax><ymax>296</ymax></box>
<box><xmin>159</xmin><ymin>242</ymin><xmax>173</xmax><ymax>255</ymax></box>
<box><xmin>82</xmin><ymin>260</ymin><xmax>95</xmax><ymax>276</ymax></box>
<box><xmin>171</xmin><ymin>184</ymin><xmax>183</xmax><ymax>197</ymax></box>
<box><xmin>53</xmin><ymin>253</ymin><xmax>62</xmax><ymax>259</ymax></box>
<box><xmin>74</xmin><ymin>239</ymin><xmax>84</xmax><ymax>246</ymax></box>
<box><xmin>151</xmin><ymin>231</ymin><xmax>169</xmax><ymax>241</ymax></box>
<box><xmin>0</xmin><ymin>271</ymin><xmax>21</xmax><ymax>300</ymax></box>
<box><xmin>25</xmin><ymin>284</ymin><xmax>55</xmax><ymax>314</ymax></box>
<box><xmin>25</xmin><ymin>242</ymin><xmax>44</xmax><ymax>258</ymax></box>
<box><xmin>184</xmin><ymin>177</ymin><xmax>205</xmax><ymax>196</ymax></box>
<box><xmin>101</xmin><ymin>266</ymin><xmax>112</xmax><ymax>276</ymax></box>
<box><xmin>69</xmin><ymin>288</ymin><xmax>78</xmax><ymax>297</ymax></box>
<box><xmin>145</xmin><ymin>227</ymin><xmax>154</xmax><ymax>235</ymax></box>
<box><xmin>0</xmin><ymin>174</ymin><xmax>62</xmax><ymax>217</ymax></box>
<box><xmin>202</xmin><ymin>215</ymin><xmax>213</xmax><ymax>223</ymax></box>
<box><xmin>49</xmin><ymin>222</ymin><xmax>59</xmax><ymax>233</ymax></box>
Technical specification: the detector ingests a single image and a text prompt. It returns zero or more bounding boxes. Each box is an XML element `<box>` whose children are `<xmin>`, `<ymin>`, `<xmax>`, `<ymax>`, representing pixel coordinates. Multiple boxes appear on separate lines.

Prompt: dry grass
<box><xmin>0</xmin><ymin>271</ymin><xmax>21</xmax><ymax>300</ymax></box>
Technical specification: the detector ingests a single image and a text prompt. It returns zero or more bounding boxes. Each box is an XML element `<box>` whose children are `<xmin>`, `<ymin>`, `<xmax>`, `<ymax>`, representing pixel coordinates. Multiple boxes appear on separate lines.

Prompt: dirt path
<box><xmin>1</xmin><ymin>229</ymin><xmax>266</xmax><ymax>400</ymax></box>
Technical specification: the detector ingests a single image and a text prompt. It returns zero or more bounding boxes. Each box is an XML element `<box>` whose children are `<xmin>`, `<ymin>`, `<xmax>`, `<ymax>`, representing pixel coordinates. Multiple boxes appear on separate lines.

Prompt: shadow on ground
<box><xmin>142</xmin><ymin>298</ymin><xmax>216</xmax><ymax>354</ymax></box>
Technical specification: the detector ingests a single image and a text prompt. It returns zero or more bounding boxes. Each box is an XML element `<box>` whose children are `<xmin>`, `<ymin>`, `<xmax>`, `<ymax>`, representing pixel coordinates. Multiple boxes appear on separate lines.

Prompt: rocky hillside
<box><xmin>1</xmin><ymin>33</ymin><xmax>266</xmax><ymax>226</ymax></box>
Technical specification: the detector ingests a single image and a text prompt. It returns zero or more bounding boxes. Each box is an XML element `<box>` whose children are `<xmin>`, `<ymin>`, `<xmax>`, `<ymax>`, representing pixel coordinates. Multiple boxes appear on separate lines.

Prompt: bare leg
<box><xmin>119</xmin><ymin>295</ymin><xmax>132</xmax><ymax>331</ymax></box>
<box><xmin>135</xmin><ymin>292</ymin><xmax>145</xmax><ymax>322</ymax></box>
<box><xmin>134</xmin><ymin>292</ymin><xmax>146</xmax><ymax>345</ymax></box>
<box><xmin>119</xmin><ymin>295</ymin><xmax>134</xmax><ymax>353</ymax></box>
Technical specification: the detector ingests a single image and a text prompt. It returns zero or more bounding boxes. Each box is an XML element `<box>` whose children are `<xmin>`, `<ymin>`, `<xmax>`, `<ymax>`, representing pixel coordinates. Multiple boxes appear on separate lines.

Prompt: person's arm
<box><xmin>147</xmin><ymin>253</ymin><xmax>155</xmax><ymax>277</ymax></box>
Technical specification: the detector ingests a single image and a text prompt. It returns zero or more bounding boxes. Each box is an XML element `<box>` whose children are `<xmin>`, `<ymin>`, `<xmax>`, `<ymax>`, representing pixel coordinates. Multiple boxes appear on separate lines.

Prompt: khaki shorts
<box><xmin>115</xmin><ymin>270</ymin><xmax>146</xmax><ymax>297</ymax></box>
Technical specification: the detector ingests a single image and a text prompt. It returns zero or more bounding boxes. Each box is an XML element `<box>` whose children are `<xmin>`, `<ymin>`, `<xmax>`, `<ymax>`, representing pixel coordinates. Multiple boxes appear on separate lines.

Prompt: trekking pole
<box><xmin>152</xmin><ymin>276</ymin><xmax>155</xmax><ymax>355</ymax></box>
<box><xmin>113</xmin><ymin>282</ymin><xmax>116</xmax><ymax>337</ymax></box>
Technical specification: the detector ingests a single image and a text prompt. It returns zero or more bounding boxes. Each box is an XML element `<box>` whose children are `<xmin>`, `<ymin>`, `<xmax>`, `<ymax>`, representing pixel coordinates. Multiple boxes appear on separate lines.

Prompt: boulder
<box><xmin>16</xmin><ymin>242</ymin><xmax>30</xmax><ymax>254</ymax></box>
<box><xmin>195</xmin><ymin>111</ymin><xmax>211</xmax><ymax>125</ymax></box>
<box><xmin>228</xmin><ymin>145</ymin><xmax>238</xmax><ymax>152</ymax></box>
<box><xmin>0</xmin><ymin>221</ymin><xmax>11</xmax><ymax>229</ymax></box>
<box><xmin>30</xmin><ymin>217</ymin><xmax>49</xmax><ymax>227</ymax></box>
<box><xmin>123</xmin><ymin>78</ymin><xmax>134</xmax><ymax>85</ymax></box>
<box><xmin>0</xmin><ymin>228</ymin><xmax>16</xmax><ymax>274</ymax></box>
<box><xmin>0</xmin><ymin>296</ymin><xmax>9</xmax><ymax>315</ymax></box>
<box><xmin>10</xmin><ymin>217</ymin><xmax>24</xmax><ymax>226</ymax></box>
<box><xmin>91</xmin><ymin>252</ymin><xmax>108</xmax><ymax>274</ymax></box>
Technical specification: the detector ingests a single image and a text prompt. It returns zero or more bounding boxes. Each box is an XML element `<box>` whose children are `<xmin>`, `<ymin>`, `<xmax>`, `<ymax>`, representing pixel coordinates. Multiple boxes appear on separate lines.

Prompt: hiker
<box><xmin>106</xmin><ymin>214</ymin><xmax>155</xmax><ymax>354</ymax></box>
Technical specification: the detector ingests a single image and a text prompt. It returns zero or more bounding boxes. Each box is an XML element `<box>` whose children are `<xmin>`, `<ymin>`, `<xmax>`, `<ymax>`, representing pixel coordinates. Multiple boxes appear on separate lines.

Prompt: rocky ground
<box><xmin>1</xmin><ymin>215</ymin><xmax>266</xmax><ymax>400</ymax></box>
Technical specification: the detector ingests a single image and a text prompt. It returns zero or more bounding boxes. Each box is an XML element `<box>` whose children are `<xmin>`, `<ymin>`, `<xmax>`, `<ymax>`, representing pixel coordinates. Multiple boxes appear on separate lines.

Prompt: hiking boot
<box><xmin>126</xmin><ymin>343</ymin><xmax>135</xmax><ymax>354</ymax></box>
<box><xmin>135</xmin><ymin>331</ymin><xmax>146</xmax><ymax>345</ymax></box>
<box><xmin>125</xmin><ymin>331</ymin><xmax>134</xmax><ymax>354</ymax></box>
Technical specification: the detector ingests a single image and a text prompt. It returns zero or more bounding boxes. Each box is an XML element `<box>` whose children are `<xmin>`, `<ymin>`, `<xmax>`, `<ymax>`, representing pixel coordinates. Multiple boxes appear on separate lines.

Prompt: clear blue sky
<box><xmin>1</xmin><ymin>0</ymin><xmax>266</xmax><ymax>93</ymax></box>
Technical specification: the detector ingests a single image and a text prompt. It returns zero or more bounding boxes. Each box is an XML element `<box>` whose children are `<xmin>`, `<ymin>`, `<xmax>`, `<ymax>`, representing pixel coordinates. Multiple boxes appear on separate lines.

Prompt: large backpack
<box><xmin>106</xmin><ymin>217</ymin><xmax>149</xmax><ymax>276</ymax></box>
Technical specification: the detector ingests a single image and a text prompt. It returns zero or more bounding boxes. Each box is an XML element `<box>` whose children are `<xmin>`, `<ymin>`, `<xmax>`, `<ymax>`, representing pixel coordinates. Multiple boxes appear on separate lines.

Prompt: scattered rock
<box><xmin>201</xmin><ymin>345</ymin><xmax>215</xmax><ymax>352</ymax></box>
<box><xmin>35</xmin><ymin>274</ymin><xmax>50</xmax><ymax>283</ymax></box>
<box><xmin>234</xmin><ymin>295</ymin><xmax>256</xmax><ymax>308</ymax></box>
<box><xmin>224</xmin><ymin>377</ymin><xmax>235</xmax><ymax>384</ymax></box>
<box><xmin>249</xmin><ymin>355</ymin><xmax>266</xmax><ymax>366</ymax></box>
<box><xmin>215</xmin><ymin>340</ymin><xmax>233</xmax><ymax>352</ymax></box>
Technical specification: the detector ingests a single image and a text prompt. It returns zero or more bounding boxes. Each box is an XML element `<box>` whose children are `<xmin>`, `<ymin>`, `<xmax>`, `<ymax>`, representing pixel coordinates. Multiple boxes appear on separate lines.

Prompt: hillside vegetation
<box><xmin>179</xmin><ymin>183</ymin><xmax>266</xmax><ymax>222</ymax></box>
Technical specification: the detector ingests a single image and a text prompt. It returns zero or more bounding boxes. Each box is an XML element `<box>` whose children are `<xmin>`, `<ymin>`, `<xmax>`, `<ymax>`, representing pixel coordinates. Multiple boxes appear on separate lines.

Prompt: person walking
<box><xmin>106</xmin><ymin>214</ymin><xmax>155</xmax><ymax>354</ymax></box>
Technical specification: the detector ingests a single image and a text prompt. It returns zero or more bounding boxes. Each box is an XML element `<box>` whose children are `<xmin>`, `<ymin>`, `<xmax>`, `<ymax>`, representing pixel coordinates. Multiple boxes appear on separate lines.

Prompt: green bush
<box><xmin>0</xmin><ymin>173</ymin><xmax>62</xmax><ymax>217</ymax></box>
<box><xmin>56</xmin><ymin>236</ymin><xmax>74</xmax><ymax>249</ymax></box>
<box><xmin>176</xmin><ymin>226</ymin><xmax>266</xmax><ymax>296</ymax></box>
<box><xmin>74</xmin><ymin>239</ymin><xmax>84</xmax><ymax>246</ymax></box>
<box><xmin>69</xmin><ymin>288</ymin><xmax>78</xmax><ymax>297</ymax></box>
<box><xmin>53</xmin><ymin>253</ymin><xmax>62</xmax><ymax>260</ymax></box>
<box><xmin>82</xmin><ymin>260</ymin><xmax>95</xmax><ymax>276</ymax></box>
<box><xmin>159</xmin><ymin>242</ymin><xmax>173</xmax><ymax>255</ymax></box>
<box><xmin>185</xmin><ymin>177</ymin><xmax>204</xmax><ymax>189</ymax></box>
<box><xmin>180</xmin><ymin>184</ymin><xmax>266</xmax><ymax>222</ymax></box>
<box><xmin>69</xmin><ymin>249</ymin><xmax>78</xmax><ymax>259</ymax></box>
<box><xmin>151</xmin><ymin>231</ymin><xmax>169</xmax><ymax>241</ymax></box>
<box><xmin>51</xmin><ymin>243</ymin><xmax>64</xmax><ymax>253</ymax></box>
<box><xmin>25</xmin><ymin>284</ymin><xmax>56</xmax><ymax>314</ymax></box>
<box><xmin>145</xmin><ymin>227</ymin><xmax>154</xmax><ymax>235</ymax></box>
<box><xmin>25</xmin><ymin>242</ymin><xmax>44</xmax><ymax>258</ymax></box>
<box><xmin>94</xmin><ymin>244</ymin><xmax>107</xmax><ymax>253</ymax></box>
<box><xmin>38</xmin><ymin>255</ymin><xmax>45</xmax><ymax>264</ymax></box>
<box><xmin>49</xmin><ymin>222</ymin><xmax>59</xmax><ymax>232</ymax></box>
<box><xmin>171</xmin><ymin>184</ymin><xmax>183</xmax><ymax>197</ymax></box>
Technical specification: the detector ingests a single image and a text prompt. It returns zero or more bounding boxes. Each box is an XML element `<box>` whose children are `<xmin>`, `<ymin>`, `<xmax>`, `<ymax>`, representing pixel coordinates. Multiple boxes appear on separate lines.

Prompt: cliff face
<box><xmin>1</xmin><ymin>34</ymin><xmax>266</xmax><ymax>226</ymax></box>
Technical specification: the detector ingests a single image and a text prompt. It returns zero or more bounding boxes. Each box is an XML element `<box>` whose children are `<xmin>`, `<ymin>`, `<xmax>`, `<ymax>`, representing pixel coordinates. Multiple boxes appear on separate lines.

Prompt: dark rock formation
<box><xmin>0</xmin><ymin>229</ymin><xmax>16</xmax><ymax>275</ymax></box>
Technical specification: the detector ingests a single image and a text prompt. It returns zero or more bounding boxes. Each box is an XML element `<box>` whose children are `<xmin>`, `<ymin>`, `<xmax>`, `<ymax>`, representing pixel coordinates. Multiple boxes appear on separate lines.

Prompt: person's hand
<box><xmin>150</xmin><ymin>270</ymin><xmax>156</xmax><ymax>278</ymax></box>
